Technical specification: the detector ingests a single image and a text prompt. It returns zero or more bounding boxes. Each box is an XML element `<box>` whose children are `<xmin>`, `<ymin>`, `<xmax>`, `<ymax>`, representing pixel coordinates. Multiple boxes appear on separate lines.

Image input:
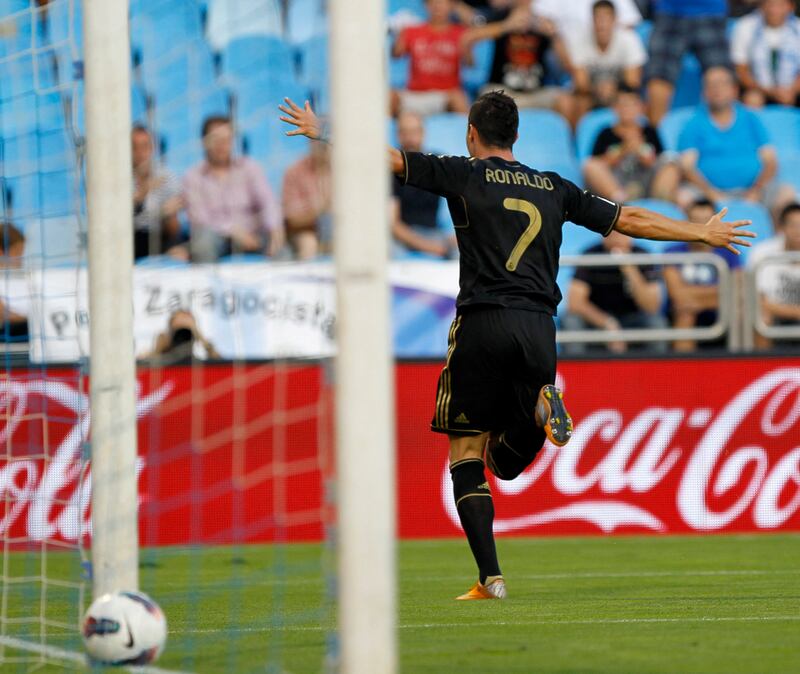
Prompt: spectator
<box><xmin>535</xmin><ymin>0</ymin><xmax>643</xmax><ymax>36</ymax></box>
<box><xmin>0</xmin><ymin>222</ymin><xmax>27</xmax><ymax>342</ymax></box>
<box><xmin>131</xmin><ymin>125</ymin><xmax>183</xmax><ymax>261</ymax></box>
<box><xmin>563</xmin><ymin>229</ymin><xmax>666</xmax><ymax>354</ymax></box>
<box><xmin>731</xmin><ymin>0</ymin><xmax>800</xmax><ymax>108</ymax></box>
<box><xmin>571</xmin><ymin>0</ymin><xmax>648</xmax><ymax>117</ymax></box>
<box><xmin>391</xmin><ymin>0</ymin><xmax>471</xmax><ymax>116</ymax></box>
<box><xmin>755</xmin><ymin>202</ymin><xmax>800</xmax><ymax>348</ymax></box>
<box><xmin>663</xmin><ymin>199</ymin><xmax>742</xmax><ymax>352</ymax></box>
<box><xmin>183</xmin><ymin>116</ymin><xmax>283</xmax><ymax>262</ymax></box>
<box><xmin>144</xmin><ymin>310</ymin><xmax>221</xmax><ymax>364</ymax></box>
<box><xmin>464</xmin><ymin>1</ymin><xmax>575</xmax><ymax>119</ymax></box>
<box><xmin>677</xmin><ymin>67</ymin><xmax>793</xmax><ymax>210</ymax></box>
<box><xmin>282</xmin><ymin>141</ymin><xmax>332</xmax><ymax>260</ymax></box>
<box><xmin>391</xmin><ymin>111</ymin><xmax>456</xmax><ymax>258</ymax></box>
<box><xmin>583</xmin><ymin>85</ymin><xmax>679</xmax><ymax>203</ymax></box>
<box><xmin>645</xmin><ymin>0</ymin><xmax>730</xmax><ymax>125</ymax></box>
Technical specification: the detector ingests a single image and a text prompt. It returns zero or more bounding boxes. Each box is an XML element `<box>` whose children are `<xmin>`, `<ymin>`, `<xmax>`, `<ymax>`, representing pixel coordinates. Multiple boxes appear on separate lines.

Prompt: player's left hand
<box><xmin>703</xmin><ymin>207</ymin><xmax>756</xmax><ymax>255</ymax></box>
<box><xmin>279</xmin><ymin>98</ymin><xmax>323</xmax><ymax>141</ymax></box>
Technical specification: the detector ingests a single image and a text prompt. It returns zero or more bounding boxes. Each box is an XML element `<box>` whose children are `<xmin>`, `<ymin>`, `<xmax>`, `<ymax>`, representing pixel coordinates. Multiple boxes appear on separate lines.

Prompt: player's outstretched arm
<box><xmin>614</xmin><ymin>206</ymin><xmax>756</xmax><ymax>255</ymax></box>
<box><xmin>279</xmin><ymin>97</ymin><xmax>406</xmax><ymax>174</ymax></box>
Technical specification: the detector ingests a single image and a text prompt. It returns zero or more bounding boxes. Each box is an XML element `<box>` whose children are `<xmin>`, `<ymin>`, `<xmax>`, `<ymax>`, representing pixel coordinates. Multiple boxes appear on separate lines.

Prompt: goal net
<box><xmin>1</xmin><ymin>0</ymin><xmax>392</xmax><ymax>672</ymax></box>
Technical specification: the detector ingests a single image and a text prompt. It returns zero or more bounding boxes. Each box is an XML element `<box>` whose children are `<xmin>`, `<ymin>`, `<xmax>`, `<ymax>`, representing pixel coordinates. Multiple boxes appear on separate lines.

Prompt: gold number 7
<box><xmin>503</xmin><ymin>198</ymin><xmax>542</xmax><ymax>272</ymax></box>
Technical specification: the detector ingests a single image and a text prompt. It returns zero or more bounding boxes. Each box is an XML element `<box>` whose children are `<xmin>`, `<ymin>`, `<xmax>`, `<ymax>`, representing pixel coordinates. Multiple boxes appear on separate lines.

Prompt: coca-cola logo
<box><xmin>441</xmin><ymin>368</ymin><xmax>800</xmax><ymax>533</ymax></box>
<box><xmin>0</xmin><ymin>379</ymin><xmax>173</xmax><ymax>542</ymax></box>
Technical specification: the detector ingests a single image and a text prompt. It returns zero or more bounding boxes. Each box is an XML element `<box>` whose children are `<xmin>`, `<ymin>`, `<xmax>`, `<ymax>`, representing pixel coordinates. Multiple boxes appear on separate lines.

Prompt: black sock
<box><xmin>488</xmin><ymin>424</ymin><xmax>546</xmax><ymax>481</ymax></box>
<box><xmin>450</xmin><ymin>458</ymin><xmax>501</xmax><ymax>584</ymax></box>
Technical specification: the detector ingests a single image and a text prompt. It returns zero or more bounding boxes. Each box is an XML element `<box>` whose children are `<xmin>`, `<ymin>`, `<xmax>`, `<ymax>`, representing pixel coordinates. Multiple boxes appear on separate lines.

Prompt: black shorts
<box><xmin>431</xmin><ymin>306</ymin><xmax>557</xmax><ymax>436</ymax></box>
<box><xmin>646</xmin><ymin>15</ymin><xmax>729</xmax><ymax>85</ymax></box>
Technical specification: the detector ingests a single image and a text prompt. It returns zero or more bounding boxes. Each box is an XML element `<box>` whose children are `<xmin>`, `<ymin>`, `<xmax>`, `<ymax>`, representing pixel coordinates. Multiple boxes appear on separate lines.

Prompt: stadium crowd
<box><xmin>2</xmin><ymin>0</ymin><xmax>800</xmax><ymax>352</ymax></box>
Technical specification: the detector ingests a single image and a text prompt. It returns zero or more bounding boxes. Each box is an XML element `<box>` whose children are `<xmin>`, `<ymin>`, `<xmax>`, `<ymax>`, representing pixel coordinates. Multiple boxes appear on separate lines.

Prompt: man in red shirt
<box><xmin>391</xmin><ymin>0</ymin><xmax>471</xmax><ymax>116</ymax></box>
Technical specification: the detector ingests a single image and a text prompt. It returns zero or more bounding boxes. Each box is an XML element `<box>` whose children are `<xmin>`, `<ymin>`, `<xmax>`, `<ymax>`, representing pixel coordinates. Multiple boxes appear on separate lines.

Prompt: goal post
<box><xmin>330</xmin><ymin>0</ymin><xmax>397</xmax><ymax>671</ymax></box>
<box><xmin>83</xmin><ymin>0</ymin><xmax>139</xmax><ymax>597</ymax></box>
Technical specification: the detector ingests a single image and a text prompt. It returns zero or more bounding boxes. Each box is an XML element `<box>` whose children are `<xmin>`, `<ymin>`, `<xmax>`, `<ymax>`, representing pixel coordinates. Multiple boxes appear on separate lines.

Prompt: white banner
<box><xmin>21</xmin><ymin>261</ymin><xmax>459</xmax><ymax>363</ymax></box>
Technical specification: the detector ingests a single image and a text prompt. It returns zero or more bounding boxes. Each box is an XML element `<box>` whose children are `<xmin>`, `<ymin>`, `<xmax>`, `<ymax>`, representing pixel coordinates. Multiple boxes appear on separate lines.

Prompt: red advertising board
<box><xmin>2</xmin><ymin>358</ymin><xmax>799</xmax><ymax>546</ymax></box>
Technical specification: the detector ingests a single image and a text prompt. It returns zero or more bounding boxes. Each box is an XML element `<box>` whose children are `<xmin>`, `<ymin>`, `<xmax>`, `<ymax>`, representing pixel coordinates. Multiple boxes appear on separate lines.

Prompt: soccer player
<box><xmin>279</xmin><ymin>92</ymin><xmax>755</xmax><ymax>600</ymax></box>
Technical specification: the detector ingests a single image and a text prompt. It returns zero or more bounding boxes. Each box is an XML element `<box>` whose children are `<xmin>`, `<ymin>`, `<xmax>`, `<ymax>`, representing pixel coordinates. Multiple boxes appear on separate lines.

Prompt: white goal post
<box><xmin>330</xmin><ymin>0</ymin><xmax>397</xmax><ymax>672</ymax></box>
<box><xmin>83</xmin><ymin>0</ymin><xmax>140</xmax><ymax>597</ymax></box>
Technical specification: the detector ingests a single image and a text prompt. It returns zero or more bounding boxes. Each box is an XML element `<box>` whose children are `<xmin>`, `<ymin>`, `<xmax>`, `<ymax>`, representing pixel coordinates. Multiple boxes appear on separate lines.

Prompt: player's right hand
<box><xmin>703</xmin><ymin>208</ymin><xmax>756</xmax><ymax>255</ymax></box>
<box><xmin>278</xmin><ymin>98</ymin><xmax>323</xmax><ymax>141</ymax></box>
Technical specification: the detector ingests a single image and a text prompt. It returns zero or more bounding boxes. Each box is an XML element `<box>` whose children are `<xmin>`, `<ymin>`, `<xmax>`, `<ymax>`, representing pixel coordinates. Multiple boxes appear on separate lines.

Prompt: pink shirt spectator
<box><xmin>182</xmin><ymin>157</ymin><xmax>282</xmax><ymax>237</ymax></box>
<box><xmin>282</xmin><ymin>155</ymin><xmax>331</xmax><ymax>225</ymax></box>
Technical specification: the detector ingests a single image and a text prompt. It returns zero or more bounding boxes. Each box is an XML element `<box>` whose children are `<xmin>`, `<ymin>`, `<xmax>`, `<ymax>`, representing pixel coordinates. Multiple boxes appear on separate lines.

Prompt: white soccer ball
<box><xmin>81</xmin><ymin>590</ymin><xmax>167</xmax><ymax>666</ymax></box>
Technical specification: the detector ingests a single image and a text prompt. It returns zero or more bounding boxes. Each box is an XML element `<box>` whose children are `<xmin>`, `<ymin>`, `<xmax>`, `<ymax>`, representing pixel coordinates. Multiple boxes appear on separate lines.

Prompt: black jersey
<box><xmin>400</xmin><ymin>151</ymin><xmax>621</xmax><ymax>314</ymax></box>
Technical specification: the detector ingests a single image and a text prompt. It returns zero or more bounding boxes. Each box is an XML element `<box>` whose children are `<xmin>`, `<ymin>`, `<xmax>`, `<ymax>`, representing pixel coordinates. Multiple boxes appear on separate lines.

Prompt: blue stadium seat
<box><xmin>422</xmin><ymin>113</ymin><xmax>468</xmax><ymax>156</ymax></box>
<box><xmin>140</xmin><ymin>45</ymin><xmax>218</xmax><ymax>105</ymax></box>
<box><xmin>658</xmin><ymin>106</ymin><xmax>696</xmax><ymax>153</ymax></box>
<box><xmin>131</xmin><ymin>85</ymin><xmax>149</xmax><ymax>123</ymax></box>
<box><xmin>515</xmin><ymin>110</ymin><xmax>581</xmax><ymax>184</ymax></box>
<box><xmin>0</xmin><ymin>51</ymin><xmax>58</xmax><ymax>100</ymax></box>
<box><xmin>388</xmin><ymin>0</ymin><xmax>426</xmax><ymax>15</ymax></box>
<box><xmin>627</xmin><ymin>198</ymin><xmax>686</xmax><ymax>251</ymax></box>
<box><xmin>286</xmin><ymin>0</ymin><xmax>327</xmax><ymax>45</ymax></box>
<box><xmin>3</xmin><ymin>170</ymin><xmax>75</xmax><ymax>220</ymax></box>
<box><xmin>45</xmin><ymin>0</ymin><xmax>81</xmax><ymax>49</ymax></box>
<box><xmin>236</xmin><ymin>79</ymin><xmax>308</xmax><ymax>129</ymax></box>
<box><xmin>575</xmin><ymin>107</ymin><xmax>616</xmax><ymax>161</ymax></box>
<box><xmin>516</xmin><ymin>109</ymin><xmax>573</xmax><ymax>163</ymax></box>
<box><xmin>718</xmin><ymin>199</ymin><xmax>775</xmax><ymax>260</ymax></box>
<box><xmin>758</xmin><ymin>106</ymin><xmax>800</xmax><ymax>161</ymax></box>
<box><xmin>561</xmin><ymin>222</ymin><xmax>603</xmax><ymax>256</ymax></box>
<box><xmin>0</xmin><ymin>0</ymin><xmax>29</xmax><ymax>13</ymax></box>
<box><xmin>298</xmin><ymin>34</ymin><xmax>328</xmax><ymax>95</ymax></box>
<box><xmin>130</xmin><ymin>2</ymin><xmax>204</xmax><ymax>62</ymax></box>
<box><xmin>672</xmin><ymin>53</ymin><xmax>702</xmax><ymax>110</ymax></box>
<box><xmin>462</xmin><ymin>39</ymin><xmax>494</xmax><ymax>97</ymax></box>
<box><xmin>0</xmin><ymin>92</ymin><xmax>65</xmax><ymax>138</ymax></box>
<box><xmin>220</xmin><ymin>35</ymin><xmax>295</xmax><ymax>83</ymax></box>
<box><xmin>634</xmin><ymin>19</ymin><xmax>652</xmax><ymax>46</ymax></box>
<box><xmin>1</xmin><ymin>130</ymin><xmax>72</xmax><ymax>177</ymax></box>
<box><xmin>0</xmin><ymin>2</ymin><xmax>42</xmax><ymax>59</ymax></box>
<box><xmin>778</xmin><ymin>153</ymin><xmax>800</xmax><ymax>193</ymax></box>
<box><xmin>389</xmin><ymin>52</ymin><xmax>410</xmax><ymax>90</ymax></box>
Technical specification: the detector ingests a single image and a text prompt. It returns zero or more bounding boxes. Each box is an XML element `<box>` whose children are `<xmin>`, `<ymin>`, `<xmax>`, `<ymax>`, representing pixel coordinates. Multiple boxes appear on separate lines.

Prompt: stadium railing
<box><xmin>557</xmin><ymin>252</ymin><xmax>736</xmax><ymax>350</ymax></box>
<box><xmin>742</xmin><ymin>251</ymin><xmax>800</xmax><ymax>349</ymax></box>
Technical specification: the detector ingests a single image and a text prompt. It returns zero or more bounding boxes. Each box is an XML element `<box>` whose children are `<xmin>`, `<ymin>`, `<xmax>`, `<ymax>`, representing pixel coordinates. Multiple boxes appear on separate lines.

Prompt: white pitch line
<box><xmin>0</xmin><ymin>635</ymin><xmax>196</xmax><ymax>674</ymax></box>
<box><xmin>171</xmin><ymin>614</ymin><xmax>800</xmax><ymax>635</ymax></box>
<box><xmin>178</xmin><ymin>567</ymin><xmax>800</xmax><ymax>590</ymax></box>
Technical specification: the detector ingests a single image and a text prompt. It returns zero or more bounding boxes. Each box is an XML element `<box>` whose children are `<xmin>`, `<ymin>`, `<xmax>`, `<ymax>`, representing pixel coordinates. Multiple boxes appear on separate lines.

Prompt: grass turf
<box><xmin>2</xmin><ymin>534</ymin><xmax>799</xmax><ymax>673</ymax></box>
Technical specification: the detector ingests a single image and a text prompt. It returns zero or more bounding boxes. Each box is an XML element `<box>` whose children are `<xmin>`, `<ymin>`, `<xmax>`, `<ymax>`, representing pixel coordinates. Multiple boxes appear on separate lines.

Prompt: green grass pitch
<box><xmin>3</xmin><ymin>534</ymin><xmax>800</xmax><ymax>673</ymax></box>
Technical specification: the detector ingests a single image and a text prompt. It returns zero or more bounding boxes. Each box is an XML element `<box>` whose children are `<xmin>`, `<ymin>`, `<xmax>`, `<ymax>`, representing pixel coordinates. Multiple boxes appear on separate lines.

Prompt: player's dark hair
<box><xmin>132</xmin><ymin>123</ymin><xmax>150</xmax><ymax>136</ymax></box>
<box><xmin>468</xmin><ymin>90</ymin><xmax>518</xmax><ymax>150</ymax></box>
<box><xmin>201</xmin><ymin>115</ymin><xmax>231</xmax><ymax>138</ymax></box>
<box><xmin>592</xmin><ymin>0</ymin><xmax>616</xmax><ymax>13</ymax></box>
<box><xmin>0</xmin><ymin>221</ymin><xmax>24</xmax><ymax>255</ymax></box>
<box><xmin>779</xmin><ymin>202</ymin><xmax>800</xmax><ymax>224</ymax></box>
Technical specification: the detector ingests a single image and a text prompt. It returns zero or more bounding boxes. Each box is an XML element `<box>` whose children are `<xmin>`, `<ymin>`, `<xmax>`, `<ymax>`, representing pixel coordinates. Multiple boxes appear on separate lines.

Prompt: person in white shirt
<box><xmin>534</xmin><ymin>0</ymin><xmax>642</xmax><ymax>40</ymax></box>
<box><xmin>571</xmin><ymin>0</ymin><xmax>647</xmax><ymax>117</ymax></box>
<box><xmin>731</xmin><ymin>0</ymin><xmax>800</xmax><ymax>108</ymax></box>
<box><xmin>753</xmin><ymin>202</ymin><xmax>800</xmax><ymax>348</ymax></box>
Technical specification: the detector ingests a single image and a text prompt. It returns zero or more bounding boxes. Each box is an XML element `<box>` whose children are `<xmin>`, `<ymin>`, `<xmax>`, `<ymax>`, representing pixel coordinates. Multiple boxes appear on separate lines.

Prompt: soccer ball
<box><xmin>81</xmin><ymin>590</ymin><xmax>167</xmax><ymax>665</ymax></box>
